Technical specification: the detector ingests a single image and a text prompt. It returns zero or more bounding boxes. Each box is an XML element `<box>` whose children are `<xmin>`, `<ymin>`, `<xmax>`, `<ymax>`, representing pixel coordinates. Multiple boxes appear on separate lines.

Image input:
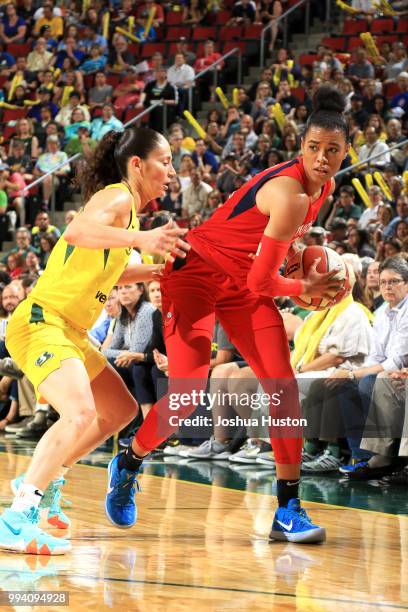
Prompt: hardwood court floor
<box><xmin>0</xmin><ymin>450</ymin><xmax>407</xmax><ymax>611</ymax></box>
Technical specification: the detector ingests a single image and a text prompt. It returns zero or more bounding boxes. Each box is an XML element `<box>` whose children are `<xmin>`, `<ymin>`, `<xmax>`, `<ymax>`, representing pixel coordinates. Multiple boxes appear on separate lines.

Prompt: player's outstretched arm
<box><xmin>64</xmin><ymin>187</ymin><xmax>189</xmax><ymax>258</ymax></box>
<box><xmin>116</xmin><ymin>263</ymin><xmax>164</xmax><ymax>284</ymax></box>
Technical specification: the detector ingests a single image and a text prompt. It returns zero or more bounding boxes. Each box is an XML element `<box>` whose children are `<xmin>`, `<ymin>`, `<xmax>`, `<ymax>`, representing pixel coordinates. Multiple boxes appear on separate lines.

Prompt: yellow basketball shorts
<box><xmin>6</xmin><ymin>299</ymin><xmax>107</xmax><ymax>400</ymax></box>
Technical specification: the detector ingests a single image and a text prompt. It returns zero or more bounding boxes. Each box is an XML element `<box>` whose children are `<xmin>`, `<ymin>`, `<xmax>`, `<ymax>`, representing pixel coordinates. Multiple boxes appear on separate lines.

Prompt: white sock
<box><xmin>54</xmin><ymin>466</ymin><xmax>70</xmax><ymax>481</ymax></box>
<box><xmin>367</xmin><ymin>455</ymin><xmax>392</xmax><ymax>468</ymax></box>
<box><xmin>11</xmin><ymin>483</ymin><xmax>44</xmax><ymax>513</ymax></box>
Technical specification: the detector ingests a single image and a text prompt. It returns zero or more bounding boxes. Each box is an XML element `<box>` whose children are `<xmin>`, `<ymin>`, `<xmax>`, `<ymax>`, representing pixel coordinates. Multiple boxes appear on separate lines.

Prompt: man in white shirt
<box><xmin>167</xmin><ymin>52</ymin><xmax>195</xmax><ymax>113</ymax></box>
<box><xmin>358</xmin><ymin>126</ymin><xmax>390</xmax><ymax>171</ymax></box>
<box><xmin>357</xmin><ymin>186</ymin><xmax>385</xmax><ymax>230</ymax></box>
<box><xmin>182</xmin><ymin>169</ymin><xmax>212</xmax><ymax>218</ymax></box>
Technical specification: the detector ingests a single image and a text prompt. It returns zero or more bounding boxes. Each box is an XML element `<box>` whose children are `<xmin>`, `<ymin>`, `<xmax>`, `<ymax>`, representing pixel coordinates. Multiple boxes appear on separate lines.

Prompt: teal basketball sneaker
<box><xmin>105</xmin><ymin>453</ymin><xmax>141</xmax><ymax>528</ymax></box>
<box><xmin>269</xmin><ymin>498</ymin><xmax>326</xmax><ymax>543</ymax></box>
<box><xmin>11</xmin><ymin>475</ymin><xmax>71</xmax><ymax>529</ymax></box>
<box><xmin>0</xmin><ymin>507</ymin><xmax>71</xmax><ymax>555</ymax></box>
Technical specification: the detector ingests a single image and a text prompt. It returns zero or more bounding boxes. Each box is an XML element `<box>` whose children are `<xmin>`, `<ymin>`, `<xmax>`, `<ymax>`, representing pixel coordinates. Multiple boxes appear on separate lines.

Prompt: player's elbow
<box><xmin>64</xmin><ymin>223</ymin><xmax>82</xmax><ymax>245</ymax></box>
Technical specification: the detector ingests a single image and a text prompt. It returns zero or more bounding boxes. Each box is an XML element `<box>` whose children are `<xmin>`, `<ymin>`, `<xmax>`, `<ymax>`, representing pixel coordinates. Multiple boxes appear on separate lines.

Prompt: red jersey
<box><xmin>188</xmin><ymin>156</ymin><xmax>332</xmax><ymax>284</ymax></box>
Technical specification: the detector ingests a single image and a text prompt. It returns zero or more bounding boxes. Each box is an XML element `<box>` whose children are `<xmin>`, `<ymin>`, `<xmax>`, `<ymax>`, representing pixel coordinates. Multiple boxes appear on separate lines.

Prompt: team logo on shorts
<box><xmin>35</xmin><ymin>352</ymin><xmax>54</xmax><ymax>367</ymax></box>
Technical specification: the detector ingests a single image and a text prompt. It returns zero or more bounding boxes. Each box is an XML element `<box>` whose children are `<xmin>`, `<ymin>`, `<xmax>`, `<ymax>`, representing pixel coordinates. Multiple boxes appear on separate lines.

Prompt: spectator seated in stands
<box><xmin>181</xmin><ymin>168</ymin><xmax>212</xmax><ymax>218</ymax></box>
<box><xmin>34</xmin><ymin>136</ymin><xmax>71</xmax><ymax>209</ymax></box>
<box><xmin>135</xmin><ymin>12</ymin><xmax>157</xmax><ymax>43</ymax></box>
<box><xmin>107</xmin><ymin>34</ymin><xmax>135</xmax><ymax>74</ymax></box>
<box><xmin>55</xmin><ymin>90</ymin><xmax>90</xmax><ymax>127</ymax></box>
<box><xmin>357</xmin><ymin>126</ymin><xmax>391</xmax><ymax>172</ymax></box>
<box><xmin>112</xmin><ymin>69</ymin><xmax>145</xmax><ymax>115</ymax></box>
<box><xmin>317</xmin><ymin>257</ymin><xmax>408</xmax><ymax>473</ymax></box>
<box><xmin>1</xmin><ymin>227</ymin><xmax>38</xmax><ymax>265</ymax></box>
<box><xmin>79</xmin><ymin>43</ymin><xmax>107</xmax><ymax>75</ymax></box>
<box><xmin>33</xmin><ymin>2</ymin><xmax>63</xmax><ymax>39</ymax></box>
<box><xmin>90</xmin><ymin>103</ymin><xmax>124</xmax><ymax>141</ymax></box>
<box><xmin>27</xmin><ymin>37</ymin><xmax>54</xmax><ymax>73</ymax></box>
<box><xmin>0</xmin><ymin>3</ymin><xmax>27</xmax><ymax>45</ymax></box>
<box><xmin>191</xmin><ymin>138</ymin><xmax>219</xmax><ymax>176</ymax></box>
<box><xmin>102</xmin><ymin>283</ymin><xmax>156</xmax><ymax>416</ymax></box>
<box><xmin>325</xmin><ymin>185</ymin><xmax>363</xmax><ymax>230</ymax></box>
<box><xmin>144</xmin><ymin>67</ymin><xmax>178</xmax><ymax>130</ymax></box>
<box><xmin>31</xmin><ymin>211</ymin><xmax>60</xmax><ymax>250</ymax></box>
<box><xmin>88</xmin><ymin>71</ymin><xmax>113</xmax><ymax>111</ymax></box>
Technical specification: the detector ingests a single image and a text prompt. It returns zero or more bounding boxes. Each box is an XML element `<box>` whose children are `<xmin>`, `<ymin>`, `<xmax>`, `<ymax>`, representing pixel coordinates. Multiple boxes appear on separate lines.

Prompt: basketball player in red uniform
<box><xmin>106</xmin><ymin>85</ymin><xmax>350</xmax><ymax>543</ymax></box>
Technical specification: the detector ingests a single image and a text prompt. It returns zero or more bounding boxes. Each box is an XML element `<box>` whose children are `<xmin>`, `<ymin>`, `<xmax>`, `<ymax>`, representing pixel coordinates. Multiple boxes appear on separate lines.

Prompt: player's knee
<box><xmin>71</xmin><ymin>407</ymin><xmax>96</xmax><ymax>430</ymax></box>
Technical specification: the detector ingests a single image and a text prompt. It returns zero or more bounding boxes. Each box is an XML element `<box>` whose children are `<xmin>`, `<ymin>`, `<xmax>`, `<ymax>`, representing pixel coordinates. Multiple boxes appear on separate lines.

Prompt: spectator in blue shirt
<box><xmin>28</xmin><ymin>89</ymin><xmax>59</xmax><ymax>121</ymax></box>
<box><xmin>391</xmin><ymin>71</ymin><xmax>408</xmax><ymax>113</ymax></box>
<box><xmin>80</xmin><ymin>44</ymin><xmax>107</xmax><ymax>75</ymax></box>
<box><xmin>78</xmin><ymin>25</ymin><xmax>108</xmax><ymax>55</ymax></box>
<box><xmin>0</xmin><ymin>44</ymin><xmax>15</xmax><ymax>74</ymax></box>
<box><xmin>90</xmin><ymin>103</ymin><xmax>124</xmax><ymax>140</ymax></box>
<box><xmin>191</xmin><ymin>138</ymin><xmax>219</xmax><ymax>174</ymax></box>
<box><xmin>53</xmin><ymin>36</ymin><xmax>85</xmax><ymax>70</ymax></box>
<box><xmin>0</xmin><ymin>3</ymin><xmax>27</xmax><ymax>44</ymax></box>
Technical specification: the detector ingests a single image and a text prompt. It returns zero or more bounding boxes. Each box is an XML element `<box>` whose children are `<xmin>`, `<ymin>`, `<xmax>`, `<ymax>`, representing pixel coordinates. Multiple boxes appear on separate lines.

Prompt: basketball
<box><xmin>284</xmin><ymin>245</ymin><xmax>351</xmax><ymax>310</ymax></box>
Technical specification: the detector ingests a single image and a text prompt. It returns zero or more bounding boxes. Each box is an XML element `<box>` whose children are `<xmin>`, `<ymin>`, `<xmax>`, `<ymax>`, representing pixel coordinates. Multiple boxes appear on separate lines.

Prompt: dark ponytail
<box><xmin>78</xmin><ymin>126</ymin><xmax>164</xmax><ymax>202</ymax></box>
<box><xmin>304</xmin><ymin>85</ymin><xmax>349</xmax><ymax>141</ymax></box>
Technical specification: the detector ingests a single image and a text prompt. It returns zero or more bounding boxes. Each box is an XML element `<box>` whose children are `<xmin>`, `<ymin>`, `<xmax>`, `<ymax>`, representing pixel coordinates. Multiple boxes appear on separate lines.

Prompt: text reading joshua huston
<box><xmin>167</xmin><ymin>391</ymin><xmax>307</xmax><ymax>428</ymax></box>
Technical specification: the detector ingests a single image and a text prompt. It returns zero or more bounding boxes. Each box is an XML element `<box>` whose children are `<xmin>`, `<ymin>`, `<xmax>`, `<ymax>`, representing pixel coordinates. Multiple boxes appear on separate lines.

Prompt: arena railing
<box><xmin>335</xmin><ymin>139</ymin><xmax>408</xmax><ymax>178</ymax></box>
<box><xmin>22</xmin><ymin>101</ymin><xmax>164</xmax><ymax>213</ymax></box>
<box><xmin>187</xmin><ymin>47</ymin><xmax>242</xmax><ymax>114</ymax></box>
<box><xmin>260</xmin><ymin>0</ymin><xmax>310</xmax><ymax>68</ymax></box>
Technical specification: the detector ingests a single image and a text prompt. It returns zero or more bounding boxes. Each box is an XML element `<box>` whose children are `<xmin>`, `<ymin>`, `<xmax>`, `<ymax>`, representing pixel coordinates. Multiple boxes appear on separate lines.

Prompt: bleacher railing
<box><xmin>336</xmin><ymin>139</ymin><xmax>408</xmax><ymax>178</ymax></box>
<box><xmin>22</xmin><ymin>101</ymin><xmax>164</xmax><ymax>213</ymax></box>
<box><xmin>188</xmin><ymin>46</ymin><xmax>242</xmax><ymax>113</ymax></box>
<box><xmin>260</xmin><ymin>0</ymin><xmax>310</xmax><ymax>68</ymax></box>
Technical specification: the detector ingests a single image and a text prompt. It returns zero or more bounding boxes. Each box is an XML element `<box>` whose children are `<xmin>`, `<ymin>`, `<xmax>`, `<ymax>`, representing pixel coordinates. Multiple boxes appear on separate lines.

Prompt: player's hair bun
<box><xmin>312</xmin><ymin>85</ymin><xmax>346</xmax><ymax>115</ymax></box>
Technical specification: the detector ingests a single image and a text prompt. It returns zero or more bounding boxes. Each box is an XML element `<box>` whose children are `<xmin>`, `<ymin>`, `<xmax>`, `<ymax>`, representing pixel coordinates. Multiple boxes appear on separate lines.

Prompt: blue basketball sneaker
<box><xmin>105</xmin><ymin>453</ymin><xmax>141</xmax><ymax>528</ymax></box>
<box><xmin>0</xmin><ymin>507</ymin><xmax>71</xmax><ymax>555</ymax></box>
<box><xmin>269</xmin><ymin>498</ymin><xmax>326</xmax><ymax>543</ymax></box>
<box><xmin>11</xmin><ymin>475</ymin><xmax>71</xmax><ymax>529</ymax></box>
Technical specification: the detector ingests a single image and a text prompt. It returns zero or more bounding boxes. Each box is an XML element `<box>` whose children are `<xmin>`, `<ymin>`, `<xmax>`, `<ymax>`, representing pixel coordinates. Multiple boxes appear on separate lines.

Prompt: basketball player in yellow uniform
<box><xmin>0</xmin><ymin>127</ymin><xmax>189</xmax><ymax>554</ymax></box>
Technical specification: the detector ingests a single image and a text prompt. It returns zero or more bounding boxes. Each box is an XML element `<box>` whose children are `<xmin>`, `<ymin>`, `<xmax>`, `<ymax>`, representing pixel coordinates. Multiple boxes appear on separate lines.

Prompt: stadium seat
<box><xmin>222</xmin><ymin>41</ymin><xmax>247</xmax><ymax>54</ymax></box>
<box><xmin>243</xmin><ymin>24</ymin><xmax>264</xmax><ymax>39</ymax></box>
<box><xmin>123</xmin><ymin>107</ymin><xmax>144</xmax><ymax>123</ymax></box>
<box><xmin>384</xmin><ymin>83</ymin><xmax>400</xmax><ymax>98</ymax></box>
<box><xmin>396</xmin><ymin>19</ymin><xmax>408</xmax><ymax>33</ymax></box>
<box><xmin>128</xmin><ymin>43</ymin><xmax>140</xmax><ymax>55</ymax></box>
<box><xmin>2</xmin><ymin>108</ymin><xmax>28</xmax><ymax>122</ymax></box>
<box><xmin>166</xmin><ymin>26</ymin><xmax>191</xmax><ymax>41</ymax></box>
<box><xmin>215</xmin><ymin>10</ymin><xmax>232</xmax><ymax>24</ymax></box>
<box><xmin>141</xmin><ymin>42</ymin><xmax>166</xmax><ymax>58</ymax></box>
<box><xmin>83</xmin><ymin>74</ymin><xmax>95</xmax><ymax>89</ymax></box>
<box><xmin>106</xmin><ymin>74</ymin><xmax>121</xmax><ymax>87</ymax></box>
<box><xmin>165</xmin><ymin>11</ymin><xmax>183</xmax><ymax>25</ymax></box>
<box><xmin>342</xmin><ymin>20</ymin><xmax>368</xmax><ymax>35</ymax></box>
<box><xmin>371</xmin><ymin>18</ymin><xmax>394</xmax><ymax>33</ymax></box>
<box><xmin>2</xmin><ymin>125</ymin><xmax>16</xmax><ymax>141</ymax></box>
<box><xmin>291</xmin><ymin>87</ymin><xmax>306</xmax><ymax>102</ymax></box>
<box><xmin>322</xmin><ymin>37</ymin><xmax>347</xmax><ymax>52</ymax></box>
<box><xmin>219</xmin><ymin>26</ymin><xmax>242</xmax><ymax>41</ymax></box>
<box><xmin>6</xmin><ymin>42</ymin><xmax>31</xmax><ymax>57</ymax></box>
<box><xmin>375</xmin><ymin>35</ymin><xmax>398</xmax><ymax>46</ymax></box>
<box><xmin>192</xmin><ymin>27</ymin><xmax>217</xmax><ymax>41</ymax></box>
<box><xmin>348</xmin><ymin>37</ymin><xmax>363</xmax><ymax>50</ymax></box>
<box><xmin>299</xmin><ymin>53</ymin><xmax>317</xmax><ymax>65</ymax></box>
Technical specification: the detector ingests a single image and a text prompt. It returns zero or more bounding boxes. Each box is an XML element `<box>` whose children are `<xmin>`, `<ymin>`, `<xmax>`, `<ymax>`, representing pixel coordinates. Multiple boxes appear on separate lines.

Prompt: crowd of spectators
<box><xmin>0</xmin><ymin>0</ymin><xmax>407</xmax><ymax>487</ymax></box>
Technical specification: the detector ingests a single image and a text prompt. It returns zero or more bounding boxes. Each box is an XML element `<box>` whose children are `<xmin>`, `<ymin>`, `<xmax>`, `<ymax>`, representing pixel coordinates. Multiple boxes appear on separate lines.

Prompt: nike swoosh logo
<box><xmin>276</xmin><ymin>519</ymin><xmax>293</xmax><ymax>531</ymax></box>
<box><xmin>107</xmin><ymin>486</ymin><xmax>114</xmax><ymax>494</ymax></box>
<box><xmin>2</xmin><ymin>519</ymin><xmax>22</xmax><ymax>536</ymax></box>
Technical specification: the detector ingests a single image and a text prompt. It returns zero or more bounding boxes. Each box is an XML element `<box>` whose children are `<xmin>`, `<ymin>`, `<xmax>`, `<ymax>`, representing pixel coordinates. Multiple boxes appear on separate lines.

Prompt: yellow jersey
<box><xmin>29</xmin><ymin>183</ymin><xmax>139</xmax><ymax>331</ymax></box>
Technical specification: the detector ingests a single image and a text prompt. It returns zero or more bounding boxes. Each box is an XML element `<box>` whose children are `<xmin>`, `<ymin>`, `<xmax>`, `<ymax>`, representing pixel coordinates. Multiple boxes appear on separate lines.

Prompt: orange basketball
<box><xmin>284</xmin><ymin>245</ymin><xmax>351</xmax><ymax>311</ymax></box>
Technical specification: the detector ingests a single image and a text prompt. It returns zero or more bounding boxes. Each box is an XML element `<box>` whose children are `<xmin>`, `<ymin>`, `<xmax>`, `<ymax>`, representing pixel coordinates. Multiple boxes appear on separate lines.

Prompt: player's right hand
<box><xmin>133</xmin><ymin>221</ymin><xmax>190</xmax><ymax>260</ymax></box>
<box><xmin>301</xmin><ymin>258</ymin><xmax>345</xmax><ymax>299</ymax></box>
